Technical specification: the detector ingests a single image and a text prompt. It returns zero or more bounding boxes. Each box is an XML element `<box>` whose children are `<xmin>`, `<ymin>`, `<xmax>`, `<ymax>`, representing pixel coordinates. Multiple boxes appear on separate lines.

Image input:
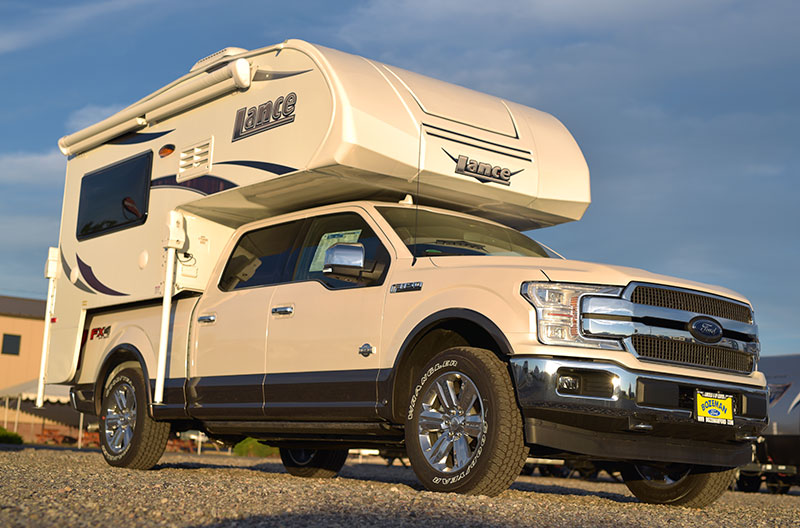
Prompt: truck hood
<box><xmin>430</xmin><ymin>256</ymin><xmax>750</xmax><ymax>304</ymax></box>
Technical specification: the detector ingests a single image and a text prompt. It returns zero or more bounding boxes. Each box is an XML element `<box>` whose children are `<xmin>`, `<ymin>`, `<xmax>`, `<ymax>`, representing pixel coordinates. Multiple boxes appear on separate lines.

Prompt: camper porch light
<box><xmin>521</xmin><ymin>282</ymin><xmax>624</xmax><ymax>350</ymax></box>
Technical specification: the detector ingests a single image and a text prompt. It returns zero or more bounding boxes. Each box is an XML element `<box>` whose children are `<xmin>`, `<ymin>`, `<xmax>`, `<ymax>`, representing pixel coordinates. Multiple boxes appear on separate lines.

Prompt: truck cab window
<box><xmin>293</xmin><ymin>213</ymin><xmax>389</xmax><ymax>289</ymax></box>
<box><xmin>219</xmin><ymin>219</ymin><xmax>304</xmax><ymax>291</ymax></box>
<box><xmin>76</xmin><ymin>151</ymin><xmax>152</xmax><ymax>240</ymax></box>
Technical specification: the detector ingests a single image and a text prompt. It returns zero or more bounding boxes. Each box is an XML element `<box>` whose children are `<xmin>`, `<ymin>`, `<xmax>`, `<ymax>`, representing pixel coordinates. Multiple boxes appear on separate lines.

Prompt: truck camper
<box><xmin>39</xmin><ymin>39</ymin><xmax>767</xmax><ymax>506</ymax></box>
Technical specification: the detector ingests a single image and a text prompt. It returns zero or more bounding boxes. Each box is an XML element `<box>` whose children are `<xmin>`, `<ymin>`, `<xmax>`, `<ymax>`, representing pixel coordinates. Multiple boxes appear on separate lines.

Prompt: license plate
<box><xmin>696</xmin><ymin>391</ymin><xmax>734</xmax><ymax>425</ymax></box>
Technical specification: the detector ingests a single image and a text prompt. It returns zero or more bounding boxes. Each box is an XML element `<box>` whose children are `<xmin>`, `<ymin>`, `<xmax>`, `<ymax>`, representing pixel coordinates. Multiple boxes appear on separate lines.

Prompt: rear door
<box><xmin>187</xmin><ymin>219</ymin><xmax>303</xmax><ymax>419</ymax></box>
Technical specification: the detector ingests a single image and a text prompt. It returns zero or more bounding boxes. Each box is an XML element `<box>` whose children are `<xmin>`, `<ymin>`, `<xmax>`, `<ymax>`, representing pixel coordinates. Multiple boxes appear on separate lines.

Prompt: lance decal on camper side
<box><xmin>232</xmin><ymin>92</ymin><xmax>297</xmax><ymax>142</ymax></box>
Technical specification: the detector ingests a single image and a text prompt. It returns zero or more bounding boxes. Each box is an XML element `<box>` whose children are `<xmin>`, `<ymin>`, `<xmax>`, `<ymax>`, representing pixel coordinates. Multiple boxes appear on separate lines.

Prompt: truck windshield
<box><xmin>377</xmin><ymin>206</ymin><xmax>554</xmax><ymax>258</ymax></box>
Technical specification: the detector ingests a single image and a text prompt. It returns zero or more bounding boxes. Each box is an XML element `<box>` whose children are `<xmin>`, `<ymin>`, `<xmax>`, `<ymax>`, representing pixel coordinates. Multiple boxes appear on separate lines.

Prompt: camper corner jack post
<box><xmin>154</xmin><ymin>211</ymin><xmax>186</xmax><ymax>404</ymax></box>
<box><xmin>35</xmin><ymin>247</ymin><xmax>60</xmax><ymax>408</ymax></box>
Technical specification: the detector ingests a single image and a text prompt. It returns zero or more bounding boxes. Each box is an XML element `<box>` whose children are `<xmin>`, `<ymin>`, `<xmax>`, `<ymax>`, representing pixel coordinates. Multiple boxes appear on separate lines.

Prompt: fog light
<box><xmin>558</xmin><ymin>375</ymin><xmax>580</xmax><ymax>392</ymax></box>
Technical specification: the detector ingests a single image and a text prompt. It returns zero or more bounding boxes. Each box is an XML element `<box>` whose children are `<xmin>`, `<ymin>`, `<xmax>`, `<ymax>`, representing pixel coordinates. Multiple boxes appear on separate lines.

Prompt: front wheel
<box><xmin>279</xmin><ymin>448</ymin><xmax>349</xmax><ymax>478</ymax></box>
<box><xmin>100</xmin><ymin>367</ymin><xmax>169</xmax><ymax>469</ymax></box>
<box><xmin>404</xmin><ymin>347</ymin><xmax>527</xmax><ymax>496</ymax></box>
<box><xmin>622</xmin><ymin>463</ymin><xmax>735</xmax><ymax>508</ymax></box>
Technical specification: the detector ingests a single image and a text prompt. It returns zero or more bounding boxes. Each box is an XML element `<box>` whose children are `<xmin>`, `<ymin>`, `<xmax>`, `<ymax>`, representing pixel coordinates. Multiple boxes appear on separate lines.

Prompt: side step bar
<box><xmin>204</xmin><ymin>420</ymin><xmax>400</xmax><ymax>436</ymax></box>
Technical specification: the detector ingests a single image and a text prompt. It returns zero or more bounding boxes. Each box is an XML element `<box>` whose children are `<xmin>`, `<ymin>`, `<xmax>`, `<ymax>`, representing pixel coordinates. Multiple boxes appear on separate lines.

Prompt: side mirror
<box><xmin>323</xmin><ymin>243</ymin><xmax>365</xmax><ymax>277</ymax></box>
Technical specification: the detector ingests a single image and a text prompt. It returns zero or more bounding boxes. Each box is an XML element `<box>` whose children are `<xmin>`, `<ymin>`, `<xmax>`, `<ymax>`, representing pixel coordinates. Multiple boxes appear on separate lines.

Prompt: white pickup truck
<box><xmin>39</xmin><ymin>40</ymin><xmax>767</xmax><ymax>506</ymax></box>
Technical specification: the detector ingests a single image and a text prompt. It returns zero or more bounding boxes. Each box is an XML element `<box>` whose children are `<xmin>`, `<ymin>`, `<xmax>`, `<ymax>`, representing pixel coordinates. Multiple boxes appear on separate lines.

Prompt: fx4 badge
<box><xmin>442</xmin><ymin>149</ymin><xmax>523</xmax><ymax>186</ymax></box>
<box><xmin>232</xmin><ymin>92</ymin><xmax>297</xmax><ymax>142</ymax></box>
<box><xmin>90</xmin><ymin>326</ymin><xmax>111</xmax><ymax>340</ymax></box>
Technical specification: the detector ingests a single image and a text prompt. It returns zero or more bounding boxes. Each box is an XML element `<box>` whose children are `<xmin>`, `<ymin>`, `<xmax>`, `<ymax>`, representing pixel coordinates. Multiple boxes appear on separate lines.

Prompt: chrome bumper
<box><xmin>510</xmin><ymin>356</ymin><xmax>768</xmax><ymax>467</ymax></box>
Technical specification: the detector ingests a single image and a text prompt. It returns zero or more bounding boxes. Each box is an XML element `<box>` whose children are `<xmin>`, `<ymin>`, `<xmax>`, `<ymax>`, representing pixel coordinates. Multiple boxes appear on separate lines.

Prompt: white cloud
<box><xmin>65</xmin><ymin>104</ymin><xmax>125</xmax><ymax>133</ymax></box>
<box><xmin>0</xmin><ymin>151</ymin><xmax>64</xmax><ymax>297</ymax></box>
<box><xmin>335</xmin><ymin>0</ymin><xmax>798</xmax><ymax>107</ymax></box>
<box><xmin>744</xmin><ymin>164</ymin><xmax>784</xmax><ymax>177</ymax></box>
<box><xmin>0</xmin><ymin>150</ymin><xmax>65</xmax><ymax>186</ymax></box>
<box><xmin>0</xmin><ymin>213</ymin><xmax>59</xmax><ymax>251</ymax></box>
<box><xmin>0</xmin><ymin>0</ymin><xmax>156</xmax><ymax>55</ymax></box>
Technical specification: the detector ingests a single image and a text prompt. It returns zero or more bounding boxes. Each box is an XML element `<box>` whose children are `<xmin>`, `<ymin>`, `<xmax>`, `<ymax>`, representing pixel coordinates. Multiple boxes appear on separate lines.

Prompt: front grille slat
<box><xmin>632</xmin><ymin>335</ymin><xmax>754</xmax><ymax>374</ymax></box>
<box><xmin>631</xmin><ymin>285</ymin><xmax>752</xmax><ymax>323</ymax></box>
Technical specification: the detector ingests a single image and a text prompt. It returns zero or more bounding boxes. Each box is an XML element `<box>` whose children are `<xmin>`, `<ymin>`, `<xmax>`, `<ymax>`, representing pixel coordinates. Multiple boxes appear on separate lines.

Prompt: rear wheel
<box><xmin>622</xmin><ymin>463</ymin><xmax>734</xmax><ymax>508</ymax></box>
<box><xmin>279</xmin><ymin>448</ymin><xmax>349</xmax><ymax>478</ymax></box>
<box><xmin>100</xmin><ymin>367</ymin><xmax>169</xmax><ymax>469</ymax></box>
<box><xmin>404</xmin><ymin>347</ymin><xmax>527</xmax><ymax>496</ymax></box>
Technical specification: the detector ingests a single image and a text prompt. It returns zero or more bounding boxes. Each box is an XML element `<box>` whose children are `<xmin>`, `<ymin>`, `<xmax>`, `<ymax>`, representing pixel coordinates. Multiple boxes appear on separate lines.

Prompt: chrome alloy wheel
<box><xmin>287</xmin><ymin>448</ymin><xmax>316</xmax><ymax>466</ymax></box>
<box><xmin>417</xmin><ymin>371</ymin><xmax>485</xmax><ymax>473</ymax></box>
<box><xmin>104</xmin><ymin>381</ymin><xmax>137</xmax><ymax>455</ymax></box>
<box><xmin>633</xmin><ymin>464</ymin><xmax>692</xmax><ymax>487</ymax></box>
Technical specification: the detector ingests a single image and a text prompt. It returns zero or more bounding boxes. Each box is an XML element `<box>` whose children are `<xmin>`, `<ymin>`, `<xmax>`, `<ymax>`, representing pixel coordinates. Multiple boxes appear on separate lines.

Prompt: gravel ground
<box><xmin>1</xmin><ymin>446</ymin><xmax>797</xmax><ymax>527</ymax></box>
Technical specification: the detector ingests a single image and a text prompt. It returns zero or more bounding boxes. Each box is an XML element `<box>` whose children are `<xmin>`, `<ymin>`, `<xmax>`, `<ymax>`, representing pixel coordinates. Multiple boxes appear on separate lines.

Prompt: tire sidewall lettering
<box><xmin>407</xmin><ymin>359</ymin><xmax>457</xmax><ymax>421</ymax></box>
<box><xmin>100</xmin><ymin>373</ymin><xmax>136</xmax><ymax>461</ymax></box>
<box><xmin>430</xmin><ymin>419</ymin><xmax>488</xmax><ymax>486</ymax></box>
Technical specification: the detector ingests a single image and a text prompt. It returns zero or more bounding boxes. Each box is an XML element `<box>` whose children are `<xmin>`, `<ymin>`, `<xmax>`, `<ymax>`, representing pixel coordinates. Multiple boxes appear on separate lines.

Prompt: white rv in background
<box><xmin>736</xmin><ymin>354</ymin><xmax>800</xmax><ymax>493</ymax></box>
<box><xmin>39</xmin><ymin>40</ymin><xmax>766</xmax><ymax>506</ymax></box>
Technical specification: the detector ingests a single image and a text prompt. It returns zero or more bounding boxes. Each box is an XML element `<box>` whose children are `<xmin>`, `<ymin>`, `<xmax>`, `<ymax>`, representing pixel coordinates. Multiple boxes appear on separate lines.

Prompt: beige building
<box><xmin>1</xmin><ymin>295</ymin><xmax>80</xmax><ymax>443</ymax></box>
<box><xmin>1</xmin><ymin>295</ymin><xmax>46</xmax><ymax>389</ymax></box>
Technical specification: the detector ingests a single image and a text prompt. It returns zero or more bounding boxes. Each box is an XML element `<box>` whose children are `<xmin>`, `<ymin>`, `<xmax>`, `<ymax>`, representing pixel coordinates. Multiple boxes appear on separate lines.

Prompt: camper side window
<box><xmin>219</xmin><ymin>219</ymin><xmax>304</xmax><ymax>291</ymax></box>
<box><xmin>76</xmin><ymin>151</ymin><xmax>152</xmax><ymax>240</ymax></box>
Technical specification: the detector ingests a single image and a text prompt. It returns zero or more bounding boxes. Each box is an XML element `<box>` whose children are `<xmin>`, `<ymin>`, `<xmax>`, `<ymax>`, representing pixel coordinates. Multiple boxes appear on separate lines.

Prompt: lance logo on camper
<box><xmin>232</xmin><ymin>92</ymin><xmax>297</xmax><ymax>142</ymax></box>
<box><xmin>442</xmin><ymin>149</ymin><xmax>523</xmax><ymax>186</ymax></box>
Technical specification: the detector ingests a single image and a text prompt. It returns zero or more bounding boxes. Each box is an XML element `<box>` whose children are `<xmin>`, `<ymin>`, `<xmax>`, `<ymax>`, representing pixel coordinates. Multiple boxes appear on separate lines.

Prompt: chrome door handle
<box><xmin>197</xmin><ymin>314</ymin><xmax>216</xmax><ymax>324</ymax></box>
<box><xmin>271</xmin><ymin>306</ymin><xmax>294</xmax><ymax>315</ymax></box>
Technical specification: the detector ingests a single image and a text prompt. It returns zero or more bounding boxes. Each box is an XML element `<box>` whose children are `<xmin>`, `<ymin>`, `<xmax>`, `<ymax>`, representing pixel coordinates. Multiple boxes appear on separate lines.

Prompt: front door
<box><xmin>187</xmin><ymin>218</ymin><xmax>304</xmax><ymax>420</ymax></box>
<box><xmin>265</xmin><ymin>211</ymin><xmax>392</xmax><ymax>421</ymax></box>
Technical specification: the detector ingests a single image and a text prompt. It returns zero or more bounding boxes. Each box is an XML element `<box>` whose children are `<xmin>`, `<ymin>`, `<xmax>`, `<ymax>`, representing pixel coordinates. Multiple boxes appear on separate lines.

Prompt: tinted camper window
<box><xmin>76</xmin><ymin>151</ymin><xmax>152</xmax><ymax>240</ymax></box>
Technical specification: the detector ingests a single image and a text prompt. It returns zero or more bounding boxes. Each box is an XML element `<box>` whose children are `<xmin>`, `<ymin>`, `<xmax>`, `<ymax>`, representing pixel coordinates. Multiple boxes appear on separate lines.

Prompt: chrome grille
<box><xmin>631</xmin><ymin>335</ymin><xmax>754</xmax><ymax>374</ymax></box>
<box><xmin>631</xmin><ymin>285</ymin><xmax>752</xmax><ymax>323</ymax></box>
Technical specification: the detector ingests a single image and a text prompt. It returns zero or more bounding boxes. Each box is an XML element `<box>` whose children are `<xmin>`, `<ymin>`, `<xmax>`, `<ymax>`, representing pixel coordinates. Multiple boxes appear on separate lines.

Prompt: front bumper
<box><xmin>510</xmin><ymin>356</ymin><xmax>768</xmax><ymax>467</ymax></box>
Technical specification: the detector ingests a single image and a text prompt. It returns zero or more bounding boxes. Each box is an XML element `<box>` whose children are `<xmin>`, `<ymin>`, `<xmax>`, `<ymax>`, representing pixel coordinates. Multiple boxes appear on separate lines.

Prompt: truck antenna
<box><xmin>412</xmin><ymin>170</ymin><xmax>420</xmax><ymax>267</ymax></box>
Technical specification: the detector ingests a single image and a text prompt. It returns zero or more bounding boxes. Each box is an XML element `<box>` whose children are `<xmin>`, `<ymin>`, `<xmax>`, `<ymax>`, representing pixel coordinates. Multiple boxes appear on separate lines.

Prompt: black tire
<box><xmin>100</xmin><ymin>367</ymin><xmax>169</xmax><ymax>469</ymax></box>
<box><xmin>622</xmin><ymin>463</ymin><xmax>734</xmax><ymax>508</ymax></box>
<box><xmin>279</xmin><ymin>448</ymin><xmax>349</xmax><ymax>478</ymax></box>
<box><xmin>404</xmin><ymin>347</ymin><xmax>527</xmax><ymax>496</ymax></box>
<box><xmin>736</xmin><ymin>474</ymin><xmax>762</xmax><ymax>493</ymax></box>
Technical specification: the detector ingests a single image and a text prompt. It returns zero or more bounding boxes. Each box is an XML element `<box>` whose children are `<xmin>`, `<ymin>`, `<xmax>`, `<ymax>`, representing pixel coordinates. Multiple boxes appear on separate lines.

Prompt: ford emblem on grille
<box><xmin>689</xmin><ymin>317</ymin><xmax>723</xmax><ymax>343</ymax></box>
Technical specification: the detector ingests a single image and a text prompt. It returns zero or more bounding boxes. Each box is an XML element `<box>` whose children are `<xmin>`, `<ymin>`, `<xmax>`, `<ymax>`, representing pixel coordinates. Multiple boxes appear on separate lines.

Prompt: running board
<box><xmin>204</xmin><ymin>420</ymin><xmax>401</xmax><ymax>436</ymax></box>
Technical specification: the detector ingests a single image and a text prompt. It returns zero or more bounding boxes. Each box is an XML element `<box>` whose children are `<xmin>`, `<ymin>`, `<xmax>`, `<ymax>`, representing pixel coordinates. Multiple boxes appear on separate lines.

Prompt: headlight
<box><xmin>521</xmin><ymin>282</ymin><xmax>624</xmax><ymax>350</ymax></box>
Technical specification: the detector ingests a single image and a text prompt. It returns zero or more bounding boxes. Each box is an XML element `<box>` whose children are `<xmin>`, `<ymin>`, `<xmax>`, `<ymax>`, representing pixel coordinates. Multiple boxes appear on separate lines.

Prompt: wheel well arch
<box><xmin>93</xmin><ymin>344</ymin><xmax>152</xmax><ymax>416</ymax></box>
<box><xmin>383</xmin><ymin>309</ymin><xmax>513</xmax><ymax>423</ymax></box>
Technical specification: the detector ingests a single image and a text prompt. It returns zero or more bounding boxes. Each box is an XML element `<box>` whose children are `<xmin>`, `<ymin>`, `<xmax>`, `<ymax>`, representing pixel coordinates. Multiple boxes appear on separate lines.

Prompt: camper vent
<box><xmin>177</xmin><ymin>137</ymin><xmax>214</xmax><ymax>182</ymax></box>
<box><xmin>190</xmin><ymin>47</ymin><xmax>249</xmax><ymax>73</ymax></box>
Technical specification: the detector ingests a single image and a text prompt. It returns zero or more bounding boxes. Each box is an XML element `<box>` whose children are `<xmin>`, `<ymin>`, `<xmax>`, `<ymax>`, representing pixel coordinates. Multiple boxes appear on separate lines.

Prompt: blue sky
<box><xmin>0</xmin><ymin>0</ymin><xmax>797</xmax><ymax>356</ymax></box>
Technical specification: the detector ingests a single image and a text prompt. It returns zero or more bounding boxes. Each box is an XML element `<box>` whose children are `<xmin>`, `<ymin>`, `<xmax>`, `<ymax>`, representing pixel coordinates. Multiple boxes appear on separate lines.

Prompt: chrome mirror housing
<box><xmin>323</xmin><ymin>243</ymin><xmax>365</xmax><ymax>276</ymax></box>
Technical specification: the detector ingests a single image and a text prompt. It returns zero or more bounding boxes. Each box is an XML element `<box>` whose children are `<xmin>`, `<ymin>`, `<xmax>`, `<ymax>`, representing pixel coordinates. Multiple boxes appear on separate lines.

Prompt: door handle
<box><xmin>197</xmin><ymin>314</ymin><xmax>216</xmax><ymax>324</ymax></box>
<box><xmin>271</xmin><ymin>306</ymin><xmax>294</xmax><ymax>315</ymax></box>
